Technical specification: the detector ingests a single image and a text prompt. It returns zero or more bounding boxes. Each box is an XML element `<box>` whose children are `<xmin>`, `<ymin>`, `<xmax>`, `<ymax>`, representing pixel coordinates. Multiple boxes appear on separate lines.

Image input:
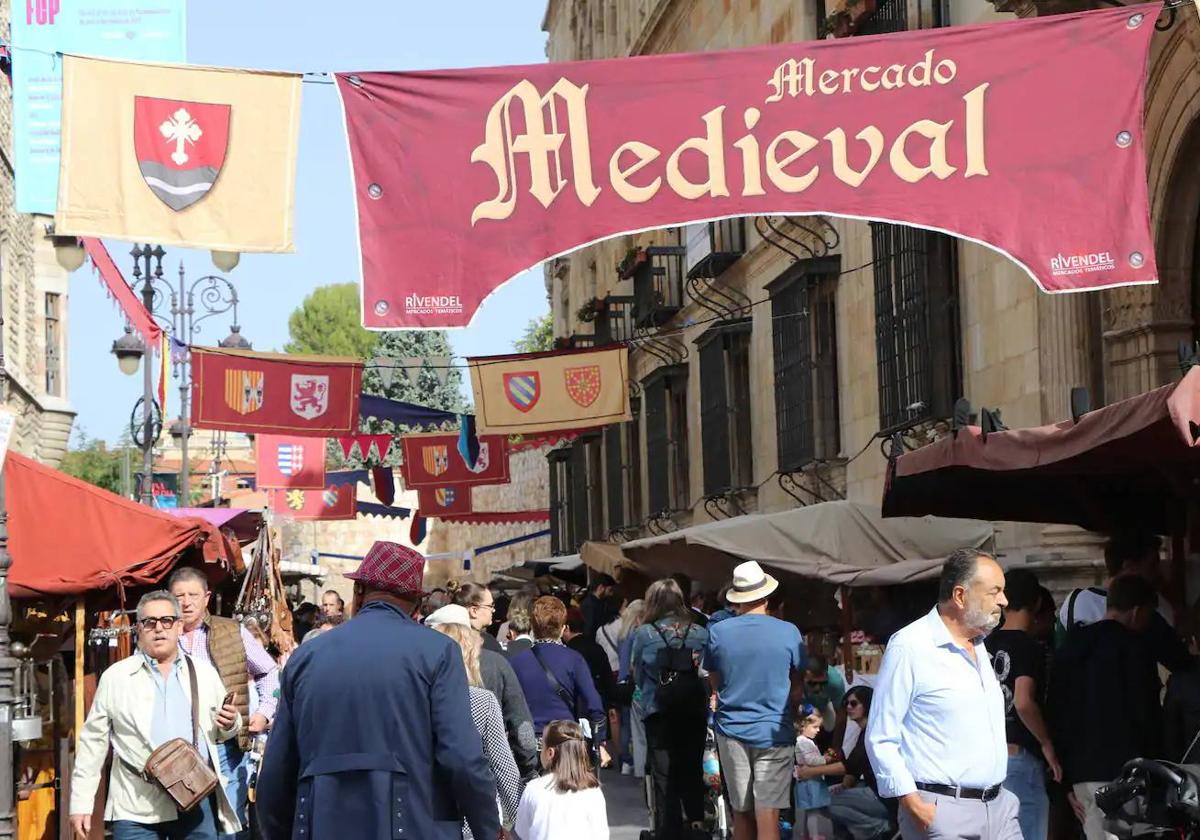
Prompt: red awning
<box><xmin>6</xmin><ymin>453</ymin><xmax>233</xmax><ymax>598</ymax></box>
<box><xmin>882</xmin><ymin>368</ymin><xmax>1200</xmax><ymax>534</ymax></box>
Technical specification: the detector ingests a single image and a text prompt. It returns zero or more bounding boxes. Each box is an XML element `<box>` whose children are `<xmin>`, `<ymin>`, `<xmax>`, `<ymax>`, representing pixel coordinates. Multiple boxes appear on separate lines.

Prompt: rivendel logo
<box><xmin>404</xmin><ymin>294</ymin><xmax>463</xmax><ymax>315</ymax></box>
<box><xmin>1049</xmin><ymin>251</ymin><xmax>1115</xmax><ymax>278</ymax></box>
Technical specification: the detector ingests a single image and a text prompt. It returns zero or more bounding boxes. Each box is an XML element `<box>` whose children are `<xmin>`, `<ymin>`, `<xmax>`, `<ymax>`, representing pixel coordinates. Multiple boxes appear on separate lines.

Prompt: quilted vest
<box><xmin>204</xmin><ymin>615</ymin><xmax>251</xmax><ymax>750</ymax></box>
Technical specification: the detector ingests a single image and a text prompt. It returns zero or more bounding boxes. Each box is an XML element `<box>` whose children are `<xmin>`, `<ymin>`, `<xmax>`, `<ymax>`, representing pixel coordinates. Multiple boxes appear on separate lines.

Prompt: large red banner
<box><xmin>337</xmin><ymin>4</ymin><xmax>1158</xmax><ymax>329</ymax></box>
<box><xmin>191</xmin><ymin>348</ymin><xmax>363</xmax><ymax>435</ymax></box>
<box><xmin>400</xmin><ymin>431</ymin><xmax>511</xmax><ymax>488</ymax></box>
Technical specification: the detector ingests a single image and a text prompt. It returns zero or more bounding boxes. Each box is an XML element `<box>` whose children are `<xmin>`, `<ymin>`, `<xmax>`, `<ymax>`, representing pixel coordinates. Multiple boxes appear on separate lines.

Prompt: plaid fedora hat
<box><xmin>346</xmin><ymin>541</ymin><xmax>427</xmax><ymax>597</ymax></box>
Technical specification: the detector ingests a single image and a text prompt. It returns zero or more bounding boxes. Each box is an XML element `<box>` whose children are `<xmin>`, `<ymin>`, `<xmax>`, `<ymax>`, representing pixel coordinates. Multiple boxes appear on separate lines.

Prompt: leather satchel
<box><xmin>140</xmin><ymin>657</ymin><xmax>219</xmax><ymax>812</ymax></box>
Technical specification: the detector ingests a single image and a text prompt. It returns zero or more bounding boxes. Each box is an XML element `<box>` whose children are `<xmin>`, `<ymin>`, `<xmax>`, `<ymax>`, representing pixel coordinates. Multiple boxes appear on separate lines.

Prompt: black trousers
<box><xmin>645</xmin><ymin>702</ymin><xmax>707</xmax><ymax>840</ymax></box>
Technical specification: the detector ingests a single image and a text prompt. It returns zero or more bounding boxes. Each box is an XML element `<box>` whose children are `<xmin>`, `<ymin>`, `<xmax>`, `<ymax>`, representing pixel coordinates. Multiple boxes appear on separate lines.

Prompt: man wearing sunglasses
<box><xmin>69</xmin><ymin>590</ymin><xmax>242</xmax><ymax>839</ymax></box>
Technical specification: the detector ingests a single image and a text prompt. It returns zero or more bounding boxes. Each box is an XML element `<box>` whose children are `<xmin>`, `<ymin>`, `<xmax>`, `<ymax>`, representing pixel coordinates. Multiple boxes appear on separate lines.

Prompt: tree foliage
<box><xmin>59</xmin><ymin>430</ymin><xmax>124</xmax><ymax>495</ymax></box>
<box><xmin>513</xmin><ymin>312</ymin><xmax>553</xmax><ymax>354</ymax></box>
<box><xmin>285</xmin><ymin>284</ymin><xmax>377</xmax><ymax>359</ymax></box>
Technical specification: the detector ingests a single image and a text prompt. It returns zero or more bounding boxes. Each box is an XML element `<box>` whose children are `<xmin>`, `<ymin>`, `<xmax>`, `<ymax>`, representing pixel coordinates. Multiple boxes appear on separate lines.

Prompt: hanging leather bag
<box><xmin>136</xmin><ymin>657</ymin><xmax>219</xmax><ymax>812</ymax></box>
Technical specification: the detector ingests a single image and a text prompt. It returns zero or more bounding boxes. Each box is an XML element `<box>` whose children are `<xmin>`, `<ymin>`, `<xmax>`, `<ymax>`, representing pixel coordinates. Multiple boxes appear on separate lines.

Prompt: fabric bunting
<box><xmin>256</xmin><ymin>434</ymin><xmax>326</xmax><ymax>490</ymax></box>
<box><xmin>370</xmin><ymin>466</ymin><xmax>395</xmax><ymax>506</ymax></box>
<box><xmin>358</xmin><ymin>394</ymin><xmax>457</xmax><ymax>429</ymax></box>
<box><xmin>410</xmin><ymin>512</ymin><xmax>428</xmax><ymax>545</ymax></box>
<box><xmin>83</xmin><ymin>237</ymin><xmax>161</xmax><ymax>345</ymax></box>
<box><xmin>337</xmin><ymin>434</ymin><xmax>393</xmax><ymax>461</ymax></box>
<box><xmin>457</xmin><ymin>414</ymin><xmax>480</xmax><ymax>471</ymax></box>
<box><xmin>441</xmin><ymin>510</ymin><xmax>550</xmax><ymax>525</ymax></box>
<box><xmin>356</xmin><ymin>501</ymin><xmax>411</xmax><ymax>519</ymax></box>
<box><xmin>157</xmin><ymin>334</ymin><xmax>168</xmax><ymax>416</ymax></box>
<box><xmin>508</xmin><ymin>431</ymin><xmax>581</xmax><ymax>452</ymax></box>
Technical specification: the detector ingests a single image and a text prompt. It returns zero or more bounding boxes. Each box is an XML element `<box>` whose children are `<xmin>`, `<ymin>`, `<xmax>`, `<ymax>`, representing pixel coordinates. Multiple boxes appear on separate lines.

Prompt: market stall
<box><xmin>4</xmin><ymin>453</ymin><xmax>238</xmax><ymax>840</ymax></box>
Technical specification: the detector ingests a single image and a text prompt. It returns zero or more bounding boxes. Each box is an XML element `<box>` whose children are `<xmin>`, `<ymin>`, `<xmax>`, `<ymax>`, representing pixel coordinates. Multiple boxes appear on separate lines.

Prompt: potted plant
<box><xmin>825</xmin><ymin>0</ymin><xmax>876</xmax><ymax>37</ymax></box>
<box><xmin>616</xmin><ymin>247</ymin><xmax>647</xmax><ymax>279</ymax></box>
<box><xmin>576</xmin><ymin>297</ymin><xmax>606</xmax><ymax>323</ymax></box>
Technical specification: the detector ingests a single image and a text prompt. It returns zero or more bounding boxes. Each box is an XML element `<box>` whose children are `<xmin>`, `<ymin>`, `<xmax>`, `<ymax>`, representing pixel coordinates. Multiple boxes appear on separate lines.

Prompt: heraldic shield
<box><xmin>134</xmin><ymin>96</ymin><xmax>231</xmax><ymax>211</ymax></box>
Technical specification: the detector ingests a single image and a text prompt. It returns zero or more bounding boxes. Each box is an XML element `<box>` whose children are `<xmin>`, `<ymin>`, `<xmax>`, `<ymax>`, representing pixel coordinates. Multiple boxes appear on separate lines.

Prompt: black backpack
<box><xmin>653</xmin><ymin>622</ymin><xmax>703</xmax><ymax>709</ymax></box>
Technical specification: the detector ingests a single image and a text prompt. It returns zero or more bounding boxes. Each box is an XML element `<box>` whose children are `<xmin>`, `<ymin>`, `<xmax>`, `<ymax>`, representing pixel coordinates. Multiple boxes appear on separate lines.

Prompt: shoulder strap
<box><xmin>530</xmin><ymin>645</ymin><xmax>575</xmax><ymax>712</ymax></box>
<box><xmin>600</xmin><ymin>624</ymin><xmax>616</xmax><ymax>650</ymax></box>
<box><xmin>185</xmin><ymin>655</ymin><xmax>200</xmax><ymax>749</ymax></box>
<box><xmin>1067</xmin><ymin>588</ymin><xmax>1081</xmax><ymax>628</ymax></box>
<box><xmin>653</xmin><ymin>621</ymin><xmax>692</xmax><ymax>649</ymax></box>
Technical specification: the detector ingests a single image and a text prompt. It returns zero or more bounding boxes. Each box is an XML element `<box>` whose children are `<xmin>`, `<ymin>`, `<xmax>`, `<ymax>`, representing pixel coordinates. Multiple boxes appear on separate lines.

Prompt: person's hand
<box><xmin>215</xmin><ymin>702</ymin><xmax>238</xmax><ymax>731</ymax></box>
<box><xmin>1042</xmin><ymin>742</ymin><xmax>1063</xmax><ymax>784</ymax></box>
<box><xmin>598</xmin><ymin>743</ymin><xmax>612</xmax><ymax>768</ymax></box>
<box><xmin>1067</xmin><ymin>790</ymin><xmax>1085</xmax><ymax>824</ymax></box>
<box><xmin>796</xmin><ymin>764</ymin><xmax>824</xmax><ymax>781</ymax></box>
<box><xmin>248</xmin><ymin>713</ymin><xmax>269</xmax><ymax>734</ymax></box>
<box><xmin>69</xmin><ymin>814</ymin><xmax>91</xmax><ymax>839</ymax></box>
<box><xmin>901</xmin><ymin>793</ymin><xmax>937</xmax><ymax>833</ymax></box>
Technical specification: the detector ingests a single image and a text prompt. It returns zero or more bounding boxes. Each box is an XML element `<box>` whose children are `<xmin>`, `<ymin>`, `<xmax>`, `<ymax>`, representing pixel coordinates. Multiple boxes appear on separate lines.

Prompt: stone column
<box><xmin>1037</xmin><ymin>292</ymin><xmax>1102</xmax><ymax>424</ymax></box>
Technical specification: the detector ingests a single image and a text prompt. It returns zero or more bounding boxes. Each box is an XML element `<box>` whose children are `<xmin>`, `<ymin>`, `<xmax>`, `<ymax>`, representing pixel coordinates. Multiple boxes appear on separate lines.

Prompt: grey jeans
<box><xmin>898</xmin><ymin>789</ymin><xmax>1021</xmax><ymax>840</ymax></box>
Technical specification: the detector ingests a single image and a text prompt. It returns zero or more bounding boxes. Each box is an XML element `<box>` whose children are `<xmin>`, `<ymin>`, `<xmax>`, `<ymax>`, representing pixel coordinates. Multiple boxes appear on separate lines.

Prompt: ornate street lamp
<box><xmin>111</xmin><ymin>327</ymin><xmax>145</xmax><ymax>376</ymax></box>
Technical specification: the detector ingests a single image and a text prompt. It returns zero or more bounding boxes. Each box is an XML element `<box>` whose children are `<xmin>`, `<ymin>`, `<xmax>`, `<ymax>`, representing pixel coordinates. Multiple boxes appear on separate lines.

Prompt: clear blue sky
<box><xmin>68</xmin><ymin>0</ymin><xmax>550</xmax><ymax>444</ymax></box>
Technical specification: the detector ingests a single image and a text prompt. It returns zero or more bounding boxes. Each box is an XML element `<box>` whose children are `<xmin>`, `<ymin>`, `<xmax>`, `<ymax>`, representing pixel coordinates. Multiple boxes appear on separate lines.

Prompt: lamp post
<box><xmin>113</xmin><ymin>248</ymin><xmax>247</xmax><ymax>506</ymax></box>
<box><xmin>127</xmin><ymin>244</ymin><xmax>164</xmax><ymax>506</ymax></box>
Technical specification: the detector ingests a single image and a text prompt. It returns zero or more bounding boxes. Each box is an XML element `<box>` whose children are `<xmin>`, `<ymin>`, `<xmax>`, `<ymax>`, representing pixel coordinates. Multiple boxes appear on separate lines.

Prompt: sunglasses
<box><xmin>139</xmin><ymin>616</ymin><xmax>180</xmax><ymax>631</ymax></box>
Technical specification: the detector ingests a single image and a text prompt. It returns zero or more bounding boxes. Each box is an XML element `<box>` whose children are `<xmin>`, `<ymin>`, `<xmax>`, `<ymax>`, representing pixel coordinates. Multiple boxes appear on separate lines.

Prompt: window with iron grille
<box><xmin>771</xmin><ymin>258</ymin><xmax>840</xmax><ymax>472</ymax></box>
<box><xmin>698</xmin><ymin>323</ymin><xmax>753</xmax><ymax>495</ymax></box>
<box><xmin>45</xmin><ymin>292</ymin><xmax>61</xmax><ymax>397</ymax></box>
<box><xmin>603</xmin><ymin>398</ymin><xmax>642</xmax><ymax>533</ymax></box>
<box><xmin>548</xmin><ymin>449</ymin><xmax>572</xmax><ymax>556</ymax></box>
<box><xmin>644</xmin><ymin>368</ymin><xmax>688</xmax><ymax>514</ymax></box>
<box><xmin>872</xmin><ymin>223</ymin><xmax>961</xmax><ymax>432</ymax></box>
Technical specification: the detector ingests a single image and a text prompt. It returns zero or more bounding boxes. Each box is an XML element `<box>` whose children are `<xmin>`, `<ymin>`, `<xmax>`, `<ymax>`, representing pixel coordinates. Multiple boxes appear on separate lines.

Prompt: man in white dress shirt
<box><xmin>866</xmin><ymin>548</ymin><xmax>1019</xmax><ymax>840</ymax></box>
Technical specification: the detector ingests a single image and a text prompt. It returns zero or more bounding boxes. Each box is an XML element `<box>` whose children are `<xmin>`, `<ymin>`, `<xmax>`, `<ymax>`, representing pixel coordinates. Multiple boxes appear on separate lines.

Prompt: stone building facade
<box><xmin>0</xmin><ymin>2</ymin><xmax>75</xmax><ymax>467</ymax></box>
<box><xmin>542</xmin><ymin>0</ymin><xmax>1199</xmax><ymax>598</ymax></box>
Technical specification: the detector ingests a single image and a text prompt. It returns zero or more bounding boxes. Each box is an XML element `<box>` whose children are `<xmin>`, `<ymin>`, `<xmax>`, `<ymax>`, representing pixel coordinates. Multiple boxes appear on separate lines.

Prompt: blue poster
<box><xmin>11</xmin><ymin>1</ymin><xmax>186</xmax><ymax>214</ymax></box>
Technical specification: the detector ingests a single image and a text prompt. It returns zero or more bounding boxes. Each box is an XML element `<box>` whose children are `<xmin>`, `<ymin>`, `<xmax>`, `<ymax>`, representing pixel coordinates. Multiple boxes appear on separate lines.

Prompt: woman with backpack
<box><xmin>631</xmin><ymin>578</ymin><xmax>711</xmax><ymax>840</ymax></box>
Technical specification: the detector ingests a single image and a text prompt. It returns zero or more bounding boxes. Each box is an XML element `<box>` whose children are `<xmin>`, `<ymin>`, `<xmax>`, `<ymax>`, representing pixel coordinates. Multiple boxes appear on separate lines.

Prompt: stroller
<box><xmin>1096</xmin><ymin>757</ymin><xmax>1200</xmax><ymax>839</ymax></box>
<box><xmin>641</xmin><ymin>715</ymin><xmax>730</xmax><ymax>840</ymax></box>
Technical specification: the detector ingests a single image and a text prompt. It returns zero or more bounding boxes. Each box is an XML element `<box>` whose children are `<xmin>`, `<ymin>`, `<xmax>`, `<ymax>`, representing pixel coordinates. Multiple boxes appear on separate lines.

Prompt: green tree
<box><xmin>285</xmin><ymin>283</ymin><xmax>377</xmax><ymax>358</ymax></box>
<box><xmin>513</xmin><ymin>312</ymin><xmax>553</xmax><ymax>354</ymax></box>
<box><xmin>336</xmin><ymin>330</ymin><xmax>466</xmax><ymax>468</ymax></box>
<box><xmin>59</xmin><ymin>430</ymin><xmax>124</xmax><ymax>494</ymax></box>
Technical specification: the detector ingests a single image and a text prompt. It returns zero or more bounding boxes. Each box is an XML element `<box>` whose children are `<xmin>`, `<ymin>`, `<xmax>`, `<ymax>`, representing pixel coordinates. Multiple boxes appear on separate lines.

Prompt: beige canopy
<box><xmin>591</xmin><ymin>500</ymin><xmax>994</xmax><ymax>589</ymax></box>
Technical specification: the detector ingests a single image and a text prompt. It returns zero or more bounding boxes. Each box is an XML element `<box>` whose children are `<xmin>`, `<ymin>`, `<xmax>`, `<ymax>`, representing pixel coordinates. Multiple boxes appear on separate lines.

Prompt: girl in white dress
<box><xmin>513</xmin><ymin>720</ymin><xmax>610</xmax><ymax>840</ymax></box>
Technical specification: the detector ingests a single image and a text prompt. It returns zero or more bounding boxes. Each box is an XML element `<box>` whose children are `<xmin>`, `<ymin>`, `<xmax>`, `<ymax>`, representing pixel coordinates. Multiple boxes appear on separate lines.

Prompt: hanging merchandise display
<box><xmin>56</xmin><ymin>55</ymin><xmax>301</xmax><ymax>252</ymax></box>
<box><xmin>269</xmin><ymin>484</ymin><xmax>357</xmax><ymax>521</ymax></box>
<box><xmin>190</xmin><ymin>347</ymin><xmax>363</xmax><ymax>435</ymax></box>
<box><xmin>337</xmin><ymin>3</ymin><xmax>1159</xmax><ymax>328</ymax></box>
<box><xmin>468</xmin><ymin>345</ymin><xmax>630</xmax><ymax>434</ymax></box>
<box><xmin>234</xmin><ymin>526</ymin><xmax>296</xmax><ymax>657</ymax></box>
<box><xmin>255</xmin><ymin>434</ymin><xmax>327</xmax><ymax>490</ymax></box>
<box><xmin>399</xmin><ymin>431</ymin><xmax>511</xmax><ymax>488</ymax></box>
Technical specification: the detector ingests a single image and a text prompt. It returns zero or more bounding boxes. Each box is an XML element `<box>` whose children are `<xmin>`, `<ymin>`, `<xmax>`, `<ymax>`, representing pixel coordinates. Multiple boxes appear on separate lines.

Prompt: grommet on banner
<box><xmin>374</xmin><ymin>300</ymin><xmax>390</xmax><ymax>316</ymax></box>
<box><xmin>367</xmin><ymin>183</ymin><xmax>383</xmax><ymax>199</ymax></box>
<box><xmin>1127</xmin><ymin>12</ymin><xmax>1145</xmax><ymax>28</ymax></box>
<box><xmin>347</xmin><ymin>74</ymin><xmax>363</xmax><ymax>87</ymax></box>
<box><xmin>1116</xmin><ymin>131</ymin><xmax>1133</xmax><ymax>148</ymax></box>
<box><xmin>1130</xmin><ymin>252</ymin><xmax>1146</xmax><ymax>268</ymax></box>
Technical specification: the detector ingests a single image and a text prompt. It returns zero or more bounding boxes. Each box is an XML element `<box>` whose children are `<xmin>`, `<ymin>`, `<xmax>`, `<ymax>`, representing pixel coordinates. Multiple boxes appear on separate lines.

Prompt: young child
<box><xmin>793</xmin><ymin>707</ymin><xmax>834</xmax><ymax>840</ymax></box>
<box><xmin>513</xmin><ymin>720</ymin><xmax>610</xmax><ymax>840</ymax></box>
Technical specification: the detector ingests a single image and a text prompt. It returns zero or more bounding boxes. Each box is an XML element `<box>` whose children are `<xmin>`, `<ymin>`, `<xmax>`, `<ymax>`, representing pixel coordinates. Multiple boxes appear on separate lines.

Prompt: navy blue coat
<box><xmin>256</xmin><ymin>601</ymin><xmax>500</xmax><ymax>840</ymax></box>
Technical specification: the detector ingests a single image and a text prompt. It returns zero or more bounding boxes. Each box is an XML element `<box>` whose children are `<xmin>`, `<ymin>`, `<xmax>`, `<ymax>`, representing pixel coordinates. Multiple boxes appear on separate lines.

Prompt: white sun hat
<box><xmin>424</xmin><ymin>603</ymin><xmax>472</xmax><ymax>628</ymax></box>
<box><xmin>724</xmin><ymin>560</ymin><xmax>780</xmax><ymax>604</ymax></box>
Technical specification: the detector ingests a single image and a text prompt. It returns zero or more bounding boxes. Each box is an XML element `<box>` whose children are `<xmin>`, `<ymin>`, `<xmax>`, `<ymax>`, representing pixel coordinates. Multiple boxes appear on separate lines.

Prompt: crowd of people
<box><xmin>65</xmin><ymin>531</ymin><xmax>1195</xmax><ymax>840</ymax></box>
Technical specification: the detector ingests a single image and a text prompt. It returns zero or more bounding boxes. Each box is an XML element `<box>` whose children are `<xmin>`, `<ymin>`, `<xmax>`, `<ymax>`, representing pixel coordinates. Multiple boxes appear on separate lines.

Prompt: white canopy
<box><xmin>608</xmin><ymin>500</ymin><xmax>994</xmax><ymax>588</ymax></box>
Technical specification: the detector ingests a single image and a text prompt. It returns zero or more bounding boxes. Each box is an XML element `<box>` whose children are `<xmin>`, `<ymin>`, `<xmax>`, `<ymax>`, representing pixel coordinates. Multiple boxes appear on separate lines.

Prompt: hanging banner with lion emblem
<box><xmin>191</xmin><ymin>347</ymin><xmax>363</xmax><ymax>435</ymax></box>
<box><xmin>468</xmin><ymin>346</ymin><xmax>630</xmax><ymax>434</ymax></box>
<box><xmin>400</xmin><ymin>431</ymin><xmax>511</xmax><ymax>489</ymax></box>
<box><xmin>270</xmin><ymin>484</ymin><xmax>357</xmax><ymax>521</ymax></box>
<box><xmin>55</xmin><ymin>55</ymin><xmax>301</xmax><ymax>252</ymax></box>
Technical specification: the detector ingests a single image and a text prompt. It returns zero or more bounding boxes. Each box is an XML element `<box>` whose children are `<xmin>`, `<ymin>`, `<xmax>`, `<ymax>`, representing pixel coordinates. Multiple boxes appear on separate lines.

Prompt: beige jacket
<box><xmin>69</xmin><ymin>652</ymin><xmax>242</xmax><ymax>833</ymax></box>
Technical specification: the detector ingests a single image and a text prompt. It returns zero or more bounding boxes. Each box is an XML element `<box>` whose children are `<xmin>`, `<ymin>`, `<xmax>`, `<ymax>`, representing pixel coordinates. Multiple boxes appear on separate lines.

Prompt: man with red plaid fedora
<box><xmin>257</xmin><ymin>541</ymin><xmax>500</xmax><ymax>840</ymax></box>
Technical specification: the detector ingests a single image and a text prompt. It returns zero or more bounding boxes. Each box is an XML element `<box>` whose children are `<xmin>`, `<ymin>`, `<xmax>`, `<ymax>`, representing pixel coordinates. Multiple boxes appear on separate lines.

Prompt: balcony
<box><xmin>685</xmin><ymin>219</ymin><xmax>746</xmax><ymax>280</ymax></box>
<box><xmin>817</xmin><ymin>0</ymin><xmax>947</xmax><ymax>38</ymax></box>
<box><xmin>634</xmin><ymin>245</ymin><xmax>686</xmax><ymax>329</ymax></box>
<box><xmin>595</xmin><ymin>295</ymin><xmax>636</xmax><ymax>346</ymax></box>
